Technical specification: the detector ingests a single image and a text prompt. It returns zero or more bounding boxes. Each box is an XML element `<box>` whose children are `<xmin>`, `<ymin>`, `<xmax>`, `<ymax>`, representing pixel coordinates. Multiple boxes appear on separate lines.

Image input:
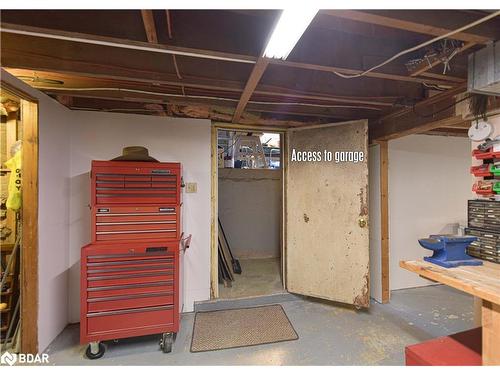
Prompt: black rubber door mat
<box><xmin>190</xmin><ymin>304</ymin><xmax>298</xmax><ymax>352</ymax></box>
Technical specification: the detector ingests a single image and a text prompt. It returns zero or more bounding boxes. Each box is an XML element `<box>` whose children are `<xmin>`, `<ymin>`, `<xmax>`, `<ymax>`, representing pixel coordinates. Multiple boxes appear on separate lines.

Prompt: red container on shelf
<box><xmin>470</xmin><ymin>164</ymin><xmax>493</xmax><ymax>177</ymax></box>
<box><xmin>472</xmin><ymin>148</ymin><xmax>500</xmax><ymax>160</ymax></box>
<box><xmin>473</xmin><ymin>180</ymin><xmax>495</xmax><ymax>196</ymax></box>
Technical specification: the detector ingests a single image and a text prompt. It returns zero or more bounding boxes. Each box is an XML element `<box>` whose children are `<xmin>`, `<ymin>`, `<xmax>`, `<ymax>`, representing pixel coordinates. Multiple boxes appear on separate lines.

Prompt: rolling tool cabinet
<box><xmin>81</xmin><ymin>160</ymin><xmax>183</xmax><ymax>359</ymax></box>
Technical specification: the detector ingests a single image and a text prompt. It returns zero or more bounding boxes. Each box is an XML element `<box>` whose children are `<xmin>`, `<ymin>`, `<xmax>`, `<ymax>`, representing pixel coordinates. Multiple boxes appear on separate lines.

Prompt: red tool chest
<box><xmin>81</xmin><ymin>160</ymin><xmax>183</xmax><ymax>359</ymax></box>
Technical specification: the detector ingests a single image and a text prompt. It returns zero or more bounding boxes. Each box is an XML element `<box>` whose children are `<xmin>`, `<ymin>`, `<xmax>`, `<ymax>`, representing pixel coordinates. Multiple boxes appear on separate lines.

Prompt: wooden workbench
<box><xmin>400</xmin><ymin>260</ymin><xmax>500</xmax><ymax>366</ymax></box>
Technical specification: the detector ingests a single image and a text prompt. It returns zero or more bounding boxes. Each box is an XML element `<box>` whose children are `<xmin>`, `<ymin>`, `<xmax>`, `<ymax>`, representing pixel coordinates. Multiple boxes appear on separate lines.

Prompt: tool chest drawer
<box><xmin>92</xmin><ymin>205</ymin><xmax>180</xmax><ymax>242</ymax></box>
<box><xmin>91</xmin><ymin>161</ymin><xmax>181</xmax><ymax>205</ymax></box>
<box><xmin>81</xmin><ymin>241</ymin><xmax>180</xmax><ymax>343</ymax></box>
<box><xmin>87</xmin><ymin>305</ymin><xmax>175</xmax><ymax>337</ymax></box>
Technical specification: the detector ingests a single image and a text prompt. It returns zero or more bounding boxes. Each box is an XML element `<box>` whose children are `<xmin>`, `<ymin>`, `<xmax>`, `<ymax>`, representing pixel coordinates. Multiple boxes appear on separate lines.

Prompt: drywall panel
<box><xmin>1</xmin><ymin>69</ymin><xmax>71</xmax><ymax>352</ymax></box>
<box><xmin>218</xmin><ymin>168</ymin><xmax>281</xmax><ymax>259</ymax></box>
<box><xmin>68</xmin><ymin>111</ymin><xmax>211</xmax><ymax>322</ymax></box>
<box><xmin>389</xmin><ymin>135</ymin><xmax>471</xmax><ymax>290</ymax></box>
<box><xmin>369</xmin><ymin>144</ymin><xmax>382</xmax><ymax>303</ymax></box>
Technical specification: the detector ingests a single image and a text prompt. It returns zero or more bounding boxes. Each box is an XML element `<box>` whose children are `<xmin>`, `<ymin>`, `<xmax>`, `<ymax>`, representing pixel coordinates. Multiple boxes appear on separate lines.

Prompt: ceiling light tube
<box><xmin>263</xmin><ymin>9</ymin><xmax>318</xmax><ymax>60</ymax></box>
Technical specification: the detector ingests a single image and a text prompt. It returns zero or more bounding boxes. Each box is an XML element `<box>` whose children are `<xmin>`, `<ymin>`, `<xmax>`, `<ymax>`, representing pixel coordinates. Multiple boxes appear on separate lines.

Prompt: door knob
<box><xmin>358</xmin><ymin>218</ymin><xmax>367</xmax><ymax>228</ymax></box>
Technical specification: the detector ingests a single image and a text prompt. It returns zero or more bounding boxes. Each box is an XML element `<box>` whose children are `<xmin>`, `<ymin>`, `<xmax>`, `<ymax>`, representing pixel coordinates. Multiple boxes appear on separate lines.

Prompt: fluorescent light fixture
<box><xmin>263</xmin><ymin>9</ymin><xmax>318</xmax><ymax>60</ymax></box>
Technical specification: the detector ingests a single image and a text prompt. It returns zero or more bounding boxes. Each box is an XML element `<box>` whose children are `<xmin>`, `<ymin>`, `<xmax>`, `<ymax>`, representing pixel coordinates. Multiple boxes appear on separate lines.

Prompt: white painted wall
<box><xmin>68</xmin><ymin>111</ymin><xmax>211</xmax><ymax>323</ymax></box>
<box><xmin>368</xmin><ymin>144</ymin><xmax>383</xmax><ymax>303</ymax></box>
<box><xmin>389</xmin><ymin>135</ymin><xmax>471</xmax><ymax>290</ymax></box>
<box><xmin>218</xmin><ymin>168</ymin><xmax>281</xmax><ymax>259</ymax></box>
<box><xmin>1</xmin><ymin>69</ymin><xmax>71</xmax><ymax>351</ymax></box>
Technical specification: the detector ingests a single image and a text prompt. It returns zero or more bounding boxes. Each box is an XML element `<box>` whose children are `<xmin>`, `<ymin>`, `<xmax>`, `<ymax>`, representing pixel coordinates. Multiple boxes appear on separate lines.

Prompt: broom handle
<box><xmin>218</xmin><ymin>217</ymin><xmax>235</xmax><ymax>260</ymax></box>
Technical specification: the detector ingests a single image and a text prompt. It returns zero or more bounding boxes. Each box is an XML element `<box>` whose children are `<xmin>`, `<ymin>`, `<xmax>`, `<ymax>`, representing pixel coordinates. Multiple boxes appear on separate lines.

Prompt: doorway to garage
<box><xmin>216</xmin><ymin>127</ymin><xmax>284</xmax><ymax>299</ymax></box>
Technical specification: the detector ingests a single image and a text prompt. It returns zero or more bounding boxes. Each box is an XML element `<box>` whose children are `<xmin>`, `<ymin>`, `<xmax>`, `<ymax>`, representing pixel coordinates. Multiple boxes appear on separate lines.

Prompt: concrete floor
<box><xmin>44</xmin><ymin>285</ymin><xmax>475</xmax><ymax>365</ymax></box>
<box><xmin>218</xmin><ymin>258</ymin><xmax>284</xmax><ymax>299</ymax></box>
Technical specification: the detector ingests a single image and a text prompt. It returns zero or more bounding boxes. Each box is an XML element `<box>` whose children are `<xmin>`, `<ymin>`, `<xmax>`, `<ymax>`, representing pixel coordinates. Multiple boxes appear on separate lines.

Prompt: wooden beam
<box><xmin>322</xmin><ymin>10</ymin><xmax>493</xmax><ymax>44</ymax></box>
<box><xmin>0</xmin><ymin>22</ymin><xmax>257</xmax><ymax>64</ymax></box>
<box><xmin>370</xmin><ymin>84</ymin><xmax>467</xmax><ymax>141</ymax></box>
<box><xmin>419</xmin><ymin>72</ymin><xmax>466</xmax><ymax>83</ymax></box>
<box><xmin>43</xmin><ymin>89</ymin><xmax>370</xmax><ymax>120</ymax></box>
<box><xmin>3</xmin><ymin>62</ymin><xmax>398</xmax><ymax>108</ymax></box>
<box><xmin>140</xmin><ymin>10</ymin><xmax>158</xmax><ymax>44</ymax></box>
<box><xmin>2</xmin><ymin>22</ymin><xmax>457</xmax><ymax>87</ymax></box>
<box><xmin>379</xmin><ymin>140</ymin><xmax>390</xmax><ymax>303</ymax></box>
<box><xmin>409</xmin><ymin>42</ymin><xmax>476</xmax><ymax>77</ymax></box>
<box><xmin>439</xmin><ymin>121</ymin><xmax>471</xmax><ymax>129</ymax></box>
<box><xmin>424</xmin><ymin>128</ymin><xmax>469</xmax><ymax>137</ymax></box>
<box><xmin>270</xmin><ymin>59</ymin><xmax>455</xmax><ymax>87</ymax></box>
<box><xmin>232</xmin><ymin>57</ymin><xmax>269</xmax><ymax>122</ymax></box>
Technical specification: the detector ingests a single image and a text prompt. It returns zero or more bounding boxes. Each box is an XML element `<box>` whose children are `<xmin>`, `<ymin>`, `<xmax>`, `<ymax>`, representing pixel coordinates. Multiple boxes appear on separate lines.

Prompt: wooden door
<box><xmin>285</xmin><ymin>120</ymin><xmax>370</xmax><ymax>307</ymax></box>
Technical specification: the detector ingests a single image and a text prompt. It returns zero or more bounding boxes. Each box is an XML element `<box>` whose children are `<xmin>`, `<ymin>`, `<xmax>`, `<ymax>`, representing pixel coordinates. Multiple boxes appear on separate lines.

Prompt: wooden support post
<box><xmin>20</xmin><ymin>99</ymin><xmax>38</xmax><ymax>354</ymax></box>
<box><xmin>482</xmin><ymin>300</ymin><xmax>500</xmax><ymax>365</ymax></box>
<box><xmin>210</xmin><ymin>124</ymin><xmax>219</xmax><ymax>299</ymax></box>
<box><xmin>379</xmin><ymin>140</ymin><xmax>390</xmax><ymax>303</ymax></box>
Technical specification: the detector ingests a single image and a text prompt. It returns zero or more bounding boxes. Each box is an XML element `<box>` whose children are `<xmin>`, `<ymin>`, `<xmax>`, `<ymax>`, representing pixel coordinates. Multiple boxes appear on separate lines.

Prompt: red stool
<box><xmin>405</xmin><ymin>328</ymin><xmax>482</xmax><ymax>366</ymax></box>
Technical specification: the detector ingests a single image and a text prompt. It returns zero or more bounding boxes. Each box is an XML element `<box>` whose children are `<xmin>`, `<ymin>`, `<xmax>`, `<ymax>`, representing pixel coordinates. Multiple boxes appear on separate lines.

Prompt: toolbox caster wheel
<box><xmin>160</xmin><ymin>333</ymin><xmax>174</xmax><ymax>353</ymax></box>
<box><xmin>85</xmin><ymin>342</ymin><xmax>105</xmax><ymax>360</ymax></box>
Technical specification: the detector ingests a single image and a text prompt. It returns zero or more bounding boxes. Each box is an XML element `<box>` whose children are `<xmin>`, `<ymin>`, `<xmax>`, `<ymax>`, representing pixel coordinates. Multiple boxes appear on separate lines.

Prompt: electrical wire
<box><xmin>331</xmin><ymin>10</ymin><xmax>500</xmax><ymax>79</ymax></box>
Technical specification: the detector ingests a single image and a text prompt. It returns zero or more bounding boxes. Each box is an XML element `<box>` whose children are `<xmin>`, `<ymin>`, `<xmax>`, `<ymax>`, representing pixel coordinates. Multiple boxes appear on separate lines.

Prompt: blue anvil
<box><xmin>418</xmin><ymin>235</ymin><xmax>483</xmax><ymax>268</ymax></box>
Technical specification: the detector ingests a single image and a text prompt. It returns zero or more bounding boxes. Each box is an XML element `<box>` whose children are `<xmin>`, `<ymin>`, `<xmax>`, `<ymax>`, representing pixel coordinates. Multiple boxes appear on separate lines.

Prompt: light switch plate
<box><xmin>186</xmin><ymin>182</ymin><xmax>197</xmax><ymax>193</ymax></box>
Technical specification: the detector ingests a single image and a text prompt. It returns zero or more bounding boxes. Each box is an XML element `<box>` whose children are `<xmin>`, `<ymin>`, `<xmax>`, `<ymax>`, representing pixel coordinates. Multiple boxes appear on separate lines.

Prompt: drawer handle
<box><xmin>87</xmin><ymin>304</ymin><xmax>173</xmax><ymax>317</ymax></box>
<box><xmin>88</xmin><ymin>291</ymin><xmax>173</xmax><ymax>303</ymax></box>
<box><xmin>88</xmin><ymin>271</ymin><xmax>174</xmax><ymax>281</ymax></box>
<box><xmin>88</xmin><ymin>253</ymin><xmax>173</xmax><ymax>259</ymax></box>
<box><xmin>88</xmin><ymin>281</ymin><xmax>173</xmax><ymax>292</ymax></box>
<box><xmin>96</xmin><ymin>221</ymin><xmax>176</xmax><ymax>226</ymax></box>
<box><xmin>87</xmin><ymin>264</ymin><xmax>174</xmax><ymax>274</ymax></box>
<box><xmin>88</xmin><ymin>259</ymin><xmax>173</xmax><ymax>267</ymax></box>
<box><xmin>159</xmin><ymin>208</ymin><xmax>175</xmax><ymax>212</ymax></box>
<box><xmin>96</xmin><ymin>212</ymin><xmax>176</xmax><ymax>217</ymax></box>
<box><xmin>146</xmin><ymin>247</ymin><xmax>168</xmax><ymax>253</ymax></box>
<box><xmin>96</xmin><ymin>229</ymin><xmax>176</xmax><ymax>235</ymax></box>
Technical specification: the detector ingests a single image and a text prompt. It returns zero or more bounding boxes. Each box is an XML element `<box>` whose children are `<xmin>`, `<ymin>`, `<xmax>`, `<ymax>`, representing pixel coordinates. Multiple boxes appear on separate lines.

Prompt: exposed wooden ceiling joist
<box><xmin>233</xmin><ymin>57</ymin><xmax>269</xmax><ymax>122</ymax></box>
<box><xmin>5</xmin><ymin>68</ymin><xmax>398</xmax><ymax>109</ymax></box>
<box><xmin>140</xmin><ymin>10</ymin><xmax>158</xmax><ymax>44</ymax></box>
<box><xmin>372</xmin><ymin>88</ymin><xmax>500</xmax><ymax>140</ymax></box>
<box><xmin>269</xmin><ymin>59</ymin><xmax>454</xmax><ymax>87</ymax></box>
<box><xmin>321</xmin><ymin>10</ymin><xmax>495</xmax><ymax>44</ymax></box>
<box><xmin>0</xmin><ymin>22</ymin><xmax>257</xmax><ymax>64</ymax></box>
<box><xmin>65</xmin><ymin>96</ymin><xmax>326</xmax><ymax>127</ymax></box>
<box><xmin>1</xmin><ymin>22</ymin><xmax>457</xmax><ymax>88</ymax></box>
<box><xmin>370</xmin><ymin>84</ymin><xmax>467</xmax><ymax>140</ymax></box>
<box><xmin>418</xmin><ymin>72</ymin><xmax>466</xmax><ymax>84</ymax></box>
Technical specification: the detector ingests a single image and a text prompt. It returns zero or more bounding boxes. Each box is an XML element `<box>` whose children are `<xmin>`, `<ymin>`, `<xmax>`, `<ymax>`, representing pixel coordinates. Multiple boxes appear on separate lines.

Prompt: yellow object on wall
<box><xmin>4</xmin><ymin>150</ymin><xmax>22</xmax><ymax>211</ymax></box>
